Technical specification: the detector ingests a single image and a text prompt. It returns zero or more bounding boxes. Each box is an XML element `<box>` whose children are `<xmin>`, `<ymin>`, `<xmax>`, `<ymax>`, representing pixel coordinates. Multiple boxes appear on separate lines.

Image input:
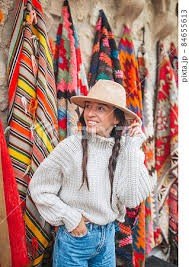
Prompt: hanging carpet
<box><xmin>137</xmin><ymin>44</ymin><xmax>157</xmax><ymax>254</ymax></box>
<box><xmin>154</xmin><ymin>42</ymin><xmax>178</xmax><ymax>250</ymax></box>
<box><xmin>7</xmin><ymin>0</ymin><xmax>59</xmax><ymax>265</ymax></box>
<box><xmin>7</xmin><ymin>0</ymin><xmax>25</xmax><ymax>124</ymax></box>
<box><xmin>118</xmin><ymin>25</ymin><xmax>154</xmax><ymax>267</ymax></box>
<box><xmin>53</xmin><ymin>0</ymin><xmax>88</xmax><ymax>140</ymax></box>
<box><xmin>88</xmin><ymin>9</ymin><xmax>123</xmax><ymax>88</ymax></box>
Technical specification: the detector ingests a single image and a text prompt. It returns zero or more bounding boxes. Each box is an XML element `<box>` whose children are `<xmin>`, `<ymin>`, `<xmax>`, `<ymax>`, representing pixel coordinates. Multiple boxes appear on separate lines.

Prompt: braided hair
<box><xmin>79</xmin><ymin>108</ymin><xmax>126</xmax><ymax>202</ymax></box>
<box><xmin>79</xmin><ymin>113</ymin><xmax>89</xmax><ymax>190</ymax></box>
<box><xmin>108</xmin><ymin>108</ymin><xmax>125</xmax><ymax>202</ymax></box>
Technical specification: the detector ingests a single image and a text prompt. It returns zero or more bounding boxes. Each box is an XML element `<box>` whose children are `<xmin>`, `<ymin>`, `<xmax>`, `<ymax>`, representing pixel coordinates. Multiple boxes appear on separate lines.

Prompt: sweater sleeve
<box><xmin>116</xmin><ymin>132</ymin><xmax>154</xmax><ymax>208</ymax></box>
<box><xmin>28</xmin><ymin>138</ymin><xmax>82</xmax><ymax>232</ymax></box>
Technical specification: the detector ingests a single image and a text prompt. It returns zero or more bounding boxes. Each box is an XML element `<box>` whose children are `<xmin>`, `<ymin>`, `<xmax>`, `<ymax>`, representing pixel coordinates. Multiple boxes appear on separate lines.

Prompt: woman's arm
<box><xmin>29</xmin><ymin>140</ymin><xmax>82</xmax><ymax>232</ymax></box>
<box><xmin>116</xmin><ymin>133</ymin><xmax>154</xmax><ymax>208</ymax></box>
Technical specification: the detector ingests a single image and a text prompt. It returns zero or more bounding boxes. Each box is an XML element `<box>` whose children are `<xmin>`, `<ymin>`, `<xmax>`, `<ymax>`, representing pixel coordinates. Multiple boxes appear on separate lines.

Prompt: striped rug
<box><xmin>8</xmin><ymin>0</ymin><xmax>59</xmax><ymax>265</ymax></box>
<box><xmin>7</xmin><ymin>0</ymin><xmax>25</xmax><ymax>124</ymax></box>
<box><xmin>54</xmin><ymin>0</ymin><xmax>88</xmax><ymax>140</ymax></box>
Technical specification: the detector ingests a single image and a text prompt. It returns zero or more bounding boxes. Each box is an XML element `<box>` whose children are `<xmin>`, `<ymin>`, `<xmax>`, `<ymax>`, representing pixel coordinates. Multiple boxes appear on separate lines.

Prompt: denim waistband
<box><xmin>61</xmin><ymin>221</ymin><xmax>114</xmax><ymax>232</ymax></box>
<box><xmin>84</xmin><ymin>221</ymin><xmax>114</xmax><ymax>231</ymax></box>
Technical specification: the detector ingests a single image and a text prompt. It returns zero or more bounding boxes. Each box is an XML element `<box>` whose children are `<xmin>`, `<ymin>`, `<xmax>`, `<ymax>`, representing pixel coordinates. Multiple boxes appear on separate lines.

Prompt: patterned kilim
<box><xmin>137</xmin><ymin>46</ymin><xmax>157</xmax><ymax>255</ymax></box>
<box><xmin>118</xmin><ymin>25</ymin><xmax>153</xmax><ymax>267</ymax></box>
<box><xmin>115</xmin><ymin>207</ymin><xmax>140</xmax><ymax>267</ymax></box>
<box><xmin>168</xmin><ymin>42</ymin><xmax>178</xmax><ymax>265</ymax></box>
<box><xmin>7</xmin><ymin>0</ymin><xmax>25</xmax><ymax>124</ymax></box>
<box><xmin>118</xmin><ymin>26</ymin><xmax>143</xmax><ymax>121</ymax></box>
<box><xmin>54</xmin><ymin>0</ymin><xmax>88</xmax><ymax>140</ymax></box>
<box><xmin>154</xmin><ymin>43</ymin><xmax>178</xmax><ymax>248</ymax></box>
<box><xmin>169</xmin><ymin>42</ymin><xmax>178</xmax><ymax>88</ymax></box>
<box><xmin>137</xmin><ymin>46</ymin><xmax>145</xmax><ymax>100</ymax></box>
<box><xmin>88</xmin><ymin>9</ymin><xmax>123</xmax><ymax>88</ymax></box>
<box><xmin>74</xmin><ymin>25</ymin><xmax>88</xmax><ymax>98</ymax></box>
<box><xmin>7</xmin><ymin>0</ymin><xmax>59</xmax><ymax>265</ymax></box>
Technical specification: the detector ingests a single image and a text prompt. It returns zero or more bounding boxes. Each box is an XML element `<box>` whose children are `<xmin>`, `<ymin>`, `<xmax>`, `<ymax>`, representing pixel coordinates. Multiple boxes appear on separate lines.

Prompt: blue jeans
<box><xmin>53</xmin><ymin>221</ymin><xmax>116</xmax><ymax>266</ymax></box>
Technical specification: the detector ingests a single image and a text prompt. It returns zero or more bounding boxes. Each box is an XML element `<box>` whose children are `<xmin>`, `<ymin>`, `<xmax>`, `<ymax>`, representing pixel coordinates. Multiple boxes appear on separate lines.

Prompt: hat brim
<box><xmin>70</xmin><ymin>96</ymin><xmax>142</xmax><ymax>123</ymax></box>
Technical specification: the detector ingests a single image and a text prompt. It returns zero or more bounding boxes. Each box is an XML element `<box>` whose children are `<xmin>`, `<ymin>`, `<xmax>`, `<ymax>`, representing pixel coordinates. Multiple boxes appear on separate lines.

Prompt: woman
<box><xmin>29</xmin><ymin>79</ymin><xmax>153</xmax><ymax>266</ymax></box>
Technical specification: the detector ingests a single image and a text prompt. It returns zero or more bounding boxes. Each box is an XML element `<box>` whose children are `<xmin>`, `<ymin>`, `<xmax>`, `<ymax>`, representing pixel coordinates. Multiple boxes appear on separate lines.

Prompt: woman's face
<box><xmin>83</xmin><ymin>101</ymin><xmax>120</xmax><ymax>137</ymax></box>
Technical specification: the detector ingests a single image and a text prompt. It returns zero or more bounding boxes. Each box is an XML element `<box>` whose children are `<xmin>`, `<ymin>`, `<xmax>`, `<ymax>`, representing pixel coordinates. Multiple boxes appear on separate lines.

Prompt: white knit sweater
<box><xmin>29</xmin><ymin>131</ymin><xmax>153</xmax><ymax>232</ymax></box>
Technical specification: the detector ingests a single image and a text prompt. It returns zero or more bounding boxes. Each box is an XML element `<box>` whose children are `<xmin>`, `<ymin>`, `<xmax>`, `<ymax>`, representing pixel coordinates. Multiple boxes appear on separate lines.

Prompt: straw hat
<box><xmin>71</xmin><ymin>79</ymin><xmax>141</xmax><ymax>122</ymax></box>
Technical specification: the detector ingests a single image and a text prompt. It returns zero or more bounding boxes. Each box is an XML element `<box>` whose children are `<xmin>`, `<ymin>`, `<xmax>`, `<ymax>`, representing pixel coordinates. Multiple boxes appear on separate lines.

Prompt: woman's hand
<box><xmin>70</xmin><ymin>216</ymin><xmax>88</xmax><ymax>236</ymax></box>
<box><xmin>128</xmin><ymin>119</ymin><xmax>143</xmax><ymax>137</ymax></box>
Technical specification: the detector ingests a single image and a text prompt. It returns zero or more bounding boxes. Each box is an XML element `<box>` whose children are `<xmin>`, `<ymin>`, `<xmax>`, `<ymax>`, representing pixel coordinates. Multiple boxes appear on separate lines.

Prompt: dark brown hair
<box><xmin>79</xmin><ymin>108</ymin><xmax>126</xmax><ymax>202</ymax></box>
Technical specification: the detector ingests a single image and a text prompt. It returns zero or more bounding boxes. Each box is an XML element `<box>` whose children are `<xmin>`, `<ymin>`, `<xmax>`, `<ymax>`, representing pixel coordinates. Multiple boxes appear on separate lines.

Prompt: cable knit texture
<box><xmin>29</xmin><ymin>131</ymin><xmax>153</xmax><ymax>232</ymax></box>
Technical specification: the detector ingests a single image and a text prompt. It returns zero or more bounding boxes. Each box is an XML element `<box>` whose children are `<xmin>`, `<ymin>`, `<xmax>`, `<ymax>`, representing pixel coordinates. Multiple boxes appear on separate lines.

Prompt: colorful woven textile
<box><xmin>118</xmin><ymin>25</ymin><xmax>153</xmax><ymax>267</ymax></box>
<box><xmin>115</xmin><ymin>207</ymin><xmax>140</xmax><ymax>266</ymax></box>
<box><xmin>168</xmin><ymin>42</ymin><xmax>178</xmax><ymax>264</ymax></box>
<box><xmin>0</xmin><ymin>136</ymin><xmax>11</xmax><ymax>267</ymax></box>
<box><xmin>138</xmin><ymin>46</ymin><xmax>157</xmax><ymax>254</ymax></box>
<box><xmin>118</xmin><ymin>26</ymin><xmax>143</xmax><ymax>123</ymax></box>
<box><xmin>0</xmin><ymin>8</ymin><xmax>4</xmax><ymax>23</ymax></box>
<box><xmin>7</xmin><ymin>0</ymin><xmax>59</xmax><ymax>265</ymax></box>
<box><xmin>169</xmin><ymin>42</ymin><xmax>178</xmax><ymax>87</ymax></box>
<box><xmin>88</xmin><ymin>9</ymin><xmax>123</xmax><ymax>88</ymax></box>
<box><xmin>0</xmin><ymin>117</ymin><xmax>29</xmax><ymax>267</ymax></box>
<box><xmin>154</xmin><ymin>43</ymin><xmax>178</xmax><ymax>247</ymax></box>
<box><xmin>137</xmin><ymin>45</ymin><xmax>145</xmax><ymax>100</ymax></box>
<box><xmin>137</xmin><ymin>46</ymin><xmax>157</xmax><ymax>181</ymax></box>
<box><xmin>54</xmin><ymin>0</ymin><xmax>88</xmax><ymax>140</ymax></box>
<box><xmin>168</xmin><ymin>180</ymin><xmax>178</xmax><ymax>264</ymax></box>
<box><xmin>7</xmin><ymin>0</ymin><xmax>25</xmax><ymax>124</ymax></box>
